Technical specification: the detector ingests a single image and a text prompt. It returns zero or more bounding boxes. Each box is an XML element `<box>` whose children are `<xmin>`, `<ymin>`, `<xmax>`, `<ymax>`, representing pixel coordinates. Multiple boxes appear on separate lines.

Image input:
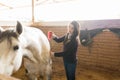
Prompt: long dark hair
<box><xmin>64</xmin><ymin>21</ymin><xmax>80</xmax><ymax>45</ymax></box>
<box><xmin>70</xmin><ymin>21</ymin><xmax>80</xmax><ymax>38</ymax></box>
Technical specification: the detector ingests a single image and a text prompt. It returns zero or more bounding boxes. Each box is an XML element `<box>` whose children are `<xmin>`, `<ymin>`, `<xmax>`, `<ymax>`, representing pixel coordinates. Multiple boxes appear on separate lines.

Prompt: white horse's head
<box><xmin>0</xmin><ymin>21</ymin><xmax>23</xmax><ymax>75</ymax></box>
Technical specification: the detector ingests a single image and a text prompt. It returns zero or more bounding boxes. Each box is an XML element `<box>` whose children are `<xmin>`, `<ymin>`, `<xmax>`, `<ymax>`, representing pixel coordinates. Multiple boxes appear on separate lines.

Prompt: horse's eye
<box><xmin>13</xmin><ymin>45</ymin><xmax>19</xmax><ymax>51</ymax></box>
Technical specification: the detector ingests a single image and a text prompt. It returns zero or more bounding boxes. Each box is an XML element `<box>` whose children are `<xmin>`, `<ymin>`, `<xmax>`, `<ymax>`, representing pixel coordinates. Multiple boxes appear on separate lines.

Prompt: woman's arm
<box><xmin>54</xmin><ymin>47</ymin><xmax>75</xmax><ymax>57</ymax></box>
<box><xmin>54</xmin><ymin>51</ymin><xmax>64</xmax><ymax>57</ymax></box>
<box><xmin>53</xmin><ymin>35</ymin><xmax>65</xmax><ymax>43</ymax></box>
<box><xmin>54</xmin><ymin>40</ymin><xmax>77</xmax><ymax>57</ymax></box>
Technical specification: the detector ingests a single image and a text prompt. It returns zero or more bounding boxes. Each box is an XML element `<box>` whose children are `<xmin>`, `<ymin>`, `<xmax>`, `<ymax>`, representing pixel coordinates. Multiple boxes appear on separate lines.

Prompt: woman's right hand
<box><xmin>52</xmin><ymin>32</ymin><xmax>57</xmax><ymax>39</ymax></box>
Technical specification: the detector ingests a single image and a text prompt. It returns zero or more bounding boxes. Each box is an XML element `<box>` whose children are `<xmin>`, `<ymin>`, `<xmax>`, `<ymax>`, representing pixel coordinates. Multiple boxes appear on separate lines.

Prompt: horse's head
<box><xmin>0</xmin><ymin>21</ymin><xmax>23</xmax><ymax>75</ymax></box>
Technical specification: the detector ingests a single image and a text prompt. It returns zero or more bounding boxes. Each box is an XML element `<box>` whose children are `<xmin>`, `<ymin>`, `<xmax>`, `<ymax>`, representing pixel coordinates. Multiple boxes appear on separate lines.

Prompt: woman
<box><xmin>51</xmin><ymin>21</ymin><xmax>80</xmax><ymax>80</ymax></box>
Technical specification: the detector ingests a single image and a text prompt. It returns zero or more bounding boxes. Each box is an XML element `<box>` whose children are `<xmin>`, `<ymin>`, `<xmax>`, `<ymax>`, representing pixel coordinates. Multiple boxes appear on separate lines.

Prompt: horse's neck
<box><xmin>19</xmin><ymin>26</ymin><xmax>50</xmax><ymax>62</ymax></box>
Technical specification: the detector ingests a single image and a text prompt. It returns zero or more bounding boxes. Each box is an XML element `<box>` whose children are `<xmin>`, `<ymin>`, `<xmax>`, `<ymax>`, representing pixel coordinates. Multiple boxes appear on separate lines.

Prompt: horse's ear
<box><xmin>0</xmin><ymin>27</ymin><xmax>4</xmax><ymax>31</ymax></box>
<box><xmin>0</xmin><ymin>27</ymin><xmax>4</xmax><ymax>37</ymax></box>
<box><xmin>0</xmin><ymin>27</ymin><xmax>4</xmax><ymax>34</ymax></box>
<box><xmin>16</xmin><ymin>21</ymin><xmax>22</xmax><ymax>35</ymax></box>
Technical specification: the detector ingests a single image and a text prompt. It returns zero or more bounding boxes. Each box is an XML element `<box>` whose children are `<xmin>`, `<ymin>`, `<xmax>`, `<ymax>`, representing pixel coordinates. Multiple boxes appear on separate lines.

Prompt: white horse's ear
<box><xmin>0</xmin><ymin>27</ymin><xmax>4</xmax><ymax>34</ymax></box>
<box><xmin>0</xmin><ymin>27</ymin><xmax>4</xmax><ymax>31</ymax></box>
<box><xmin>16</xmin><ymin>21</ymin><xmax>23</xmax><ymax>35</ymax></box>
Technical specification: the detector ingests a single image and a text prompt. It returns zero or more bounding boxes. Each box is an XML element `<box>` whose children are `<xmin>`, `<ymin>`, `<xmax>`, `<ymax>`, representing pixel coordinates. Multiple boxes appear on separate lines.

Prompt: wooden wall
<box><xmin>35</xmin><ymin>26</ymin><xmax>120</xmax><ymax>72</ymax></box>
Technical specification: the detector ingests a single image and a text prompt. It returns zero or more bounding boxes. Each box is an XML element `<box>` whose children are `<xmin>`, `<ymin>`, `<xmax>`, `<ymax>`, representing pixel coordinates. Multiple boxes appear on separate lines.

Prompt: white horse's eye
<box><xmin>13</xmin><ymin>45</ymin><xmax>19</xmax><ymax>51</ymax></box>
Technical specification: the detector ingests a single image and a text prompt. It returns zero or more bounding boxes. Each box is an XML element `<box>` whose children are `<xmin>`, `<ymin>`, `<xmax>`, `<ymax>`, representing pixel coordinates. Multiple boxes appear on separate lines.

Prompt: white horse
<box><xmin>0</xmin><ymin>21</ymin><xmax>52</xmax><ymax>80</ymax></box>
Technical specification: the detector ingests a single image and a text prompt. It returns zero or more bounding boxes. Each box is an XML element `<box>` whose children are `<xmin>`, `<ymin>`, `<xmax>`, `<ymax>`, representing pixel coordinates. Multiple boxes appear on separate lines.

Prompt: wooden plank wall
<box><xmin>35</xmin><ymin>26</ymin><xmax>120</xmax><ymax>72</ymax></box>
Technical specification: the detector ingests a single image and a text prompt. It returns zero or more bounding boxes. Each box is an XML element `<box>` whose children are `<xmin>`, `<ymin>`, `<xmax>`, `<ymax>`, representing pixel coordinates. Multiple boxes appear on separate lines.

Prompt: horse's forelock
<box><xmin>0</xmin><ymin>30</ymin><xmax>18</xmax><ymax>43</ymax></box>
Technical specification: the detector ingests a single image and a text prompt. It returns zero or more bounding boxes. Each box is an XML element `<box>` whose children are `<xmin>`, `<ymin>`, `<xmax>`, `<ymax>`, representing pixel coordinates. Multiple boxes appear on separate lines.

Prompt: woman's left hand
<box><xmin>50</xmin><ymin>51</ymin><xmax>55</xmax><ymax>56</ymax></box>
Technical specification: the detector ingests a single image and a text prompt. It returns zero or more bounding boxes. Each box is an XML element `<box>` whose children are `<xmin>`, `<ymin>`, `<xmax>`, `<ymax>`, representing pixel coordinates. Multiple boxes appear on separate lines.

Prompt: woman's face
<box><xmin>68</xmin><ymin>24</ymin><xmax>74</xmax><ymax>34</ymax></box>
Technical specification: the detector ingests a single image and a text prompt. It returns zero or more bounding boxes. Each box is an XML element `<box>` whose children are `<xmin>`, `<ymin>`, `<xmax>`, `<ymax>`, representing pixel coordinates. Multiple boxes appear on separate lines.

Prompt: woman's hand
<box><xmin>52</xmin><ymin>32</ymin><xmax>57</xmax><ymax>39</ymax></box>
<box><xmin>50</xmin><ymin>51</ymin><xmax>55</xmax><ymax>56</ymax></box>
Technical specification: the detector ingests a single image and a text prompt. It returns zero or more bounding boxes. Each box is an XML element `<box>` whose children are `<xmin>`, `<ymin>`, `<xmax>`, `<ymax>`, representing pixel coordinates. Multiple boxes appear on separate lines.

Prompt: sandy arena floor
<box><xmin>12</xmin><ymin>58</ymin><xmax>120</xmax><ymax>80</ymax></box>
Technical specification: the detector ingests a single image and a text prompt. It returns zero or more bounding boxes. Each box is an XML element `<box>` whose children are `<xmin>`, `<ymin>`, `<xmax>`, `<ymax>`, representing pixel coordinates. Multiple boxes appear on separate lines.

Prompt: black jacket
<box><xmin>53</xmin><ymin>33</ymin><xmax>78</xmax><ymax>63</ymax></box>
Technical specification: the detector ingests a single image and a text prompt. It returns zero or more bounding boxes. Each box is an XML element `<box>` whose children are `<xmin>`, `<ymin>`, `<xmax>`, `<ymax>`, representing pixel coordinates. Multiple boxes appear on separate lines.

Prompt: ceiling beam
<box><xmin>0</xmin><ymin>2</ymin><xmax>13</xmax><ymax>9</ymax></box>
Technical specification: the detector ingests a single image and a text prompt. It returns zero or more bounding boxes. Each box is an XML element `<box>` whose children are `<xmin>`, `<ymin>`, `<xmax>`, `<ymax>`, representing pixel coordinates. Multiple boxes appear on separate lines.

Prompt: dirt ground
<box><xmin>12</xmin><ymin>58</ymin><xmax>120</xmax><ymax>80</ymax></box>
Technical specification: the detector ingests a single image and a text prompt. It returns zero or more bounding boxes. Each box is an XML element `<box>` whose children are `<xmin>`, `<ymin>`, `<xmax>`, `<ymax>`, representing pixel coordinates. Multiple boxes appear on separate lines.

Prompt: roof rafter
<box><xmin>0</xmin><ymin>2</ymin><xmax>13</xmax><ymax>9</ymax></box>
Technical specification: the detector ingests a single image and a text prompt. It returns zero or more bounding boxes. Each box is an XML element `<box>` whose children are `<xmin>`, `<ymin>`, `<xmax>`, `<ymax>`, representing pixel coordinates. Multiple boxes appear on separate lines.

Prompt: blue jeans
<box><xmin>64</xmin><ymin>62</ymin><xmax>77</xmax><ymax>80</ymax></box>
